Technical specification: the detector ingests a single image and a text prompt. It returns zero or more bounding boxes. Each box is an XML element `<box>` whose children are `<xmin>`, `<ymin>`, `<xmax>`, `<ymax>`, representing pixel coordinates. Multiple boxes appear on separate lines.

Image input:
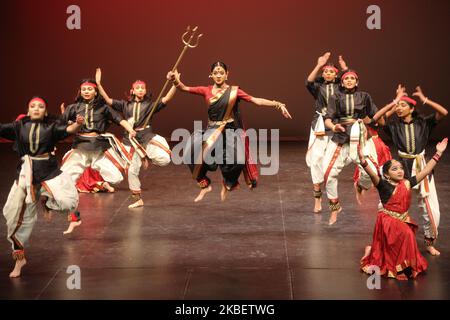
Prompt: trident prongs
<box><xmin>182</xmin><ymin>25</ymin><xmax>202</xmax><ymax>48</ymax></box>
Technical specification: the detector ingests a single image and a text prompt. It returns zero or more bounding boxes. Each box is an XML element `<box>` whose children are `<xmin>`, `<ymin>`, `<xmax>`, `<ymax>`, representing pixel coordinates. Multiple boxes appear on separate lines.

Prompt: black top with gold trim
<box><xmin>111</xmin><ymin>99</ymin><xmax>166</xmax><ymax>145</ymax></box>
<box><xmin>61</xmin><ymin>100</ymin><xmax>124</xmax><ymax>151</ymax></box>
<box><xmin>0</xmin><ymin>117</ymin><xmax>69</xmax><ymax>184</ymax></box>
<box><xmin>325</xmin><ymin>90</ymin><xmax>378</xmax><ymax>144</ymax></box>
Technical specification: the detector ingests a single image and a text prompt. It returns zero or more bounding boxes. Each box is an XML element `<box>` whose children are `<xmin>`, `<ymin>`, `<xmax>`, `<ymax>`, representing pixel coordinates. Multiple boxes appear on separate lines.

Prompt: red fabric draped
<box><xmin>361</xmin><ymin>180</ymin><xmax>428</xmax><ymax>280</ymax></box>
<box><xmin>76</xmin><ymin>168</ymin><xmax>105</xmax><ymax>193</ymax></box>
<box><xmin>353</xmin><ymin>132</ymin><xmax>392</xmax><ymax>183</ymax></box>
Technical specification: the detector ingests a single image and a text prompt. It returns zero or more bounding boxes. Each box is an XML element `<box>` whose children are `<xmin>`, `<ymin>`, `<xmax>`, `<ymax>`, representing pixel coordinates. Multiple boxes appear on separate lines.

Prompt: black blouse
<box><xmin>111</xmin><ymin>99</ymin><xmax>166</xmax><ymax>145</ymax></box>
<box><xmin>325</xmin><ymin>90</ymin><xmax>378</xmax><ymax>144</ymax></box>
<box><xmin>384</xmin><ymin>114</ymin><xmax>438</xmax><ymax>177</ymax></box>
<box><xmin>61</xmin><ymin>100</ymin><xmax>124</xmax><ymax>151</ymax></box>
<box><xmin>305</xmin><ymin>77</ymin><xmax>340</xmax><ymax>129</ymax></box>
<box><xmin>0</xmin><ymin>117</ymin><xmax>69</xmax><ymax>184</ymax></box>
<box><xmin>376</xmin><ymin>176</ymin><xmax>418</xmax><ymax>204</ymax></box>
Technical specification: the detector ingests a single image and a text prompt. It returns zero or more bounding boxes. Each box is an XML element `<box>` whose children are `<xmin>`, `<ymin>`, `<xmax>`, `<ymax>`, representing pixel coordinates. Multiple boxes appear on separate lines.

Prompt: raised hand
<box><xmin>436</xmin><ymin>137</ymin><xmax>448</xmax><ymax>154</ymax></box>
<box><xmin>395</xmin><ymin>84</ymin><xmax>407</xmax><ymax>100</ymax></box>
<box><xmin>338</xmin><ymin>55</ymin><xmax>348</xmax><ymax>70</ymax></box>
<box><xmin>167</xmin><ymin>70</ymin><xmax>181</xmax><ymax>82</ymax></box>
<box><xmin>60</xmin><ymin>103</ymin><xmax>65</xmax><ymax>114</ymax></box>
<box><xmin>317</xmin><ymin>52</ymin><xmax>331</xmax><ymax>67</ymax></box>
<box><xmin>412</xmin><ymin>86</ymin><xmax>427</xmax><ymax>103</ymax></box>
<box><xmin>95</xmin><ymin>68</ymin><xmax>102</xmax><ymax>85</ymax></box>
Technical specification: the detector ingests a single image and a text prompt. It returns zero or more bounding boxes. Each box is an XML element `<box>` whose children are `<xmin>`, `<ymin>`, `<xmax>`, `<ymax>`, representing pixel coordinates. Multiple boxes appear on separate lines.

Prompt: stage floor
<box><xmin>0</xmin><ymin>142</ymin><xmax>449</xmax><ymax>299</ymax></box>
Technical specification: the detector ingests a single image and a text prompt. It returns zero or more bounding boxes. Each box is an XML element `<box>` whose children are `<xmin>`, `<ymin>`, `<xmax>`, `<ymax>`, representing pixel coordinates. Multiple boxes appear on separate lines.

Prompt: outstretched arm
<box><xmin>249</xmin><ymin>97</ymin><xmax>292</xmax><ymax>119</ymax></box>
<box><xmin>161</xmin><ymin>84</ymin><xmax>177</xmax><ymax>104</ymax></box>
<box><xmin>167</xmin><ymin>70</ymin><xmax>190</xmax><ymax>93</ymax></box>
<box><xmin>66</xmin><ymin>115</ymin><xmax>84</xmax><ymax>134</ymax></box>
<box><xmin>413</xmin><ymin>86</ymin><xmax>448</xmax><ymax>121</ymax></box>
<box><xmin>358</xmin><ymin>140</ymin><xmax>380</xmax><ymax>186</ymax></box>
<box><xmin>95</xmin><ymin>68</ymin><xmax>113</xmax><ymax>106</ymax></box>
<box><xmin>414</xmin><ymin>138</ymin><xmax>448</xmax><ymax>183</ymax></box>
<box><xmin>307</xmin><ymin>52</ymin><xmax>330</xmax><ymax>82</ymax></box>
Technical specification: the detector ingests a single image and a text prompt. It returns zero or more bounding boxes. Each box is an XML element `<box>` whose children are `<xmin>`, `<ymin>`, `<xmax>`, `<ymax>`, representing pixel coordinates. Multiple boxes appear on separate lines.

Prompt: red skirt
<box><xmin>361</xmin><ymin>212</ymin><xmax>428</xmax><ymax>280</ymax></box>
<box><xmin>76</xmin><ymin>168</ymin><xmax>105</xmax><ymax>193</ymax></box>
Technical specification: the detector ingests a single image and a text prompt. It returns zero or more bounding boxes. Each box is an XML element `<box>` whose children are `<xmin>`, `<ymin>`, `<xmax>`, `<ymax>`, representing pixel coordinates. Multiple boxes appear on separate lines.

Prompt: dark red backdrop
<box><xmin>1</xmin><ymin>0</ymin><xmax>449</xmax><ymax>140</ymax></box>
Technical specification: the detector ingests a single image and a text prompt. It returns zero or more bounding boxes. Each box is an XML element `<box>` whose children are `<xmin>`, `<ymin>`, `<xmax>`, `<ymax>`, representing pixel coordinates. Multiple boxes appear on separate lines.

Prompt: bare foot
<box><xmin>9</xmin><ymin>259</ymin><xmax>27</xmax><ymax>278</ymax></box>
<box><xmin>128</xmin><ymin>199</ymin><xmax>144</xmax><ymax>209</ymax></box>
<box><xmin>314</xmin><ymin>198</ymin><xmax>322</xmax><ymax>213</ymax></box>
<box><xmin>41</xmin><ymin>197</ymin><xmax>52</xmax><ymax>222</ymax></box>
<box><xmin>63</xmin><ymin>221</ymin><xmax>82</xmax><ymax>235</ymax></box>
<box><xmin>194</xmin><ymin>186</ymin><xmax>212</xmax><ymax>202</ymax></box>
<box><xmin>361</xmin><ymin>245</ymin><xmax>372</xmax><ymax>260</ymax></box>
<box><xmin>220</xmin><ymin>184</ymin><xmax>229</xmax><ymax>202</ymax></box>
<box><xmin>102</xmin><ymin>182</ymin><xmax>115</xmax><ymax>193</ymax></box>
<box><xmin>427</xmin><ymin>246</ymin><xmax>441</xmax><ymax>256</ymax></box>
<box><xmin>328</xmin><ymin>208</ymin><xmax>342</xmax><ymax>225</ymax></box>
<box><xmin>354</xmin><ymin>182</ymin><xmax>363</xmax><ymax>205</ymax></box>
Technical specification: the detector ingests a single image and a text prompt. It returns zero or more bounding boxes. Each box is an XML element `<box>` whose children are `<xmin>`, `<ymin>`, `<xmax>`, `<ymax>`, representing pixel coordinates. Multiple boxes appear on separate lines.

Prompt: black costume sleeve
<box><xmin>52</xmin><ymin>123</ymin><xmax>70</xmax><ymax>141</ymax></box>
<box><xmin>408</xmin><ymin>176</ymin><xmax>418</xmax><ymax>188</ymax></box>
<box><xmin>365</xmin><ymin>93</ymin><xmax>378</xmax><ymax>118</ymax></box>
<box><xmin>60</xmin><ymin>104</ymin><xmax>77</xmax><ymax>123</ymax></box>
<box><xmin>111</xmin><ymin>99</ymin><xmax>127</xmax><ymax>113</ymax></box>
<box><xmin>0</xmin><ymin>122</ymin><xmax>16</xmax><ymax>141</ymax></box>
<box><xmin>305</xmin><ymin>79</ymin><xmax>320</xmax><ymax>99</ymax></box>
<box><xmin>424</xmin><ymin>113</ymin><xmax>438</xmax><ymax>132</ymax></box>
<box><xmin>325</xmin><ymin>94</ymin><xmax>338</xmax><ymax>121</ymax></box>
<box><xmin>105</xmin><ymin>105</ymin><xmax>124</xmax><ymax>125</ymax></box>
<box><xmin>153</xmin><ymin>102</ymin><xmax>167</xmax><ymax>115</ymax></box>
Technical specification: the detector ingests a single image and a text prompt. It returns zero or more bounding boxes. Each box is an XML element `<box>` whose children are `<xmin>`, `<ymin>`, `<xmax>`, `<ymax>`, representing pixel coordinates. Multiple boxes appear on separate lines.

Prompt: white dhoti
<box><xmin>306</xmin><ymin>112</ymin><xmax>330</xmax><ymax>185</ymax></box>
<box><xmin>399</xmin><ymin>150</ymin><xmax>440</xmax><ymax>245</ymax></box>
<box><xmin>323</xmin><ymin>122</ymin><xmax>377</xmax><ymax>207</ymax></box>
<box><xmin>3</xmin><ymin>156</ymin><xmax>79</xmax><ymax>258</ymax></box>
<box><xmin>126</xmin><ymin>134</ymin><xmax>171</xmax><ymax>192</ymax></box>
<box><xmin>61</xmin><ymin>134</ymin><xmax>131</xmax><ymax>186</ymax></box>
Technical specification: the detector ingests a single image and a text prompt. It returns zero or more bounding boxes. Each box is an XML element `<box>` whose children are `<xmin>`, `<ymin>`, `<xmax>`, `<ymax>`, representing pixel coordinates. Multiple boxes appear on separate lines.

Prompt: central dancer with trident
<box><xmin>168</xmin><ymin>62</ymin><xmax>292</xmax><ymax>202</ymax></box>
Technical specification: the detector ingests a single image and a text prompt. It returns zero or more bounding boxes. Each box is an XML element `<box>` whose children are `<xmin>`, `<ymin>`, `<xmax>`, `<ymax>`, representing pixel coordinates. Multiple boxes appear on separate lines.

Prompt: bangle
<box><xmin>423</xmin><ymin>97</ymin><xmax>429</xmax><ymax>105</ymax></box>
<box><xmin>432</xmin><ymin>153</ymin><xmax>441</xmax><ymax>162</ymax></box>
<box><xmin>361</xmin><ymin>160</ymin><xmax>369</xmax><ymax>168</ymax></box>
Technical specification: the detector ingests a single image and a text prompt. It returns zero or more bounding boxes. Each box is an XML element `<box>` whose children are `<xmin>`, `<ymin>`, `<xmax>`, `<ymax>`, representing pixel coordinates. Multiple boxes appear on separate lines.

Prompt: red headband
<box><xmin>399</xmin><ymin>96</ymin><xmax>417</xmax><ymax>106</ymax></box>
<box><xmin>341</xmin><ymin>71</ymin><xmax>359</xmax><ymax>80</ymax></box>
<box><xmin>80</xmin><ymin>82</ymin><xmax>97</xmax><ymax>88</ymax></box>
<box><xmin>323</xmin><ymin>66</ymin><xmax>339</xmax><ymax>73</ymax></box>
<box><xmin>28</xmin><ymin>97</ymin><xmax>46</xmax><ymax>107</ymax></box>
<box><xmin>132</xmin><ymin>81</ymin><xmax>146</xmax><ymax>88</ymax></box>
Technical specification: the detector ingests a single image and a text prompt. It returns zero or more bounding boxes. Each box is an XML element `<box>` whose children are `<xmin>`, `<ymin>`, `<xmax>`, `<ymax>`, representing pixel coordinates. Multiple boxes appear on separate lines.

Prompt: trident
<box><xmin>141</xmin><ymin>26</ymin><xmax>203</xmax><ymax>128</ymax></box>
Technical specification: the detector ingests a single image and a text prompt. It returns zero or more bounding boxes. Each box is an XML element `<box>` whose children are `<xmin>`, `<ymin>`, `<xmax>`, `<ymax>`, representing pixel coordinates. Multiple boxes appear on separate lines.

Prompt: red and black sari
<box><xmin>185</xmin><ymin>85</ymin><xmax>258</xmax><ymax>190</ymax></box>
<box><xmin>361</xmin><ymin>178</ymin><xmax>428</xmax><ymax>280</ymax></box>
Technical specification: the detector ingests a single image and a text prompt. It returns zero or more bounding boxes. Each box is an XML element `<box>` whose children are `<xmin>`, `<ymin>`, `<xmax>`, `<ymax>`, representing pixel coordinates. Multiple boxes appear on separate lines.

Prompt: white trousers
<box><xmin>125</xmin><ymin>135</ymin><xmax>171</xmax><ymax>192</ymax></box>
<box><xmin>3</xmin><ymin>172</ymin><xmax>78</xmax><ymax>253</ymax></box>
<box><xmin>306</xmin><ymin>128</ymin><xmax>331</xmax><ymax>185</ymax></box>
<box><xmin>61</xmin><ymin>148</ymin><xmax>124</xmax><ymax>185</ymax></box>
<box><xmin>323</xmin><ymin>140</ymin><xmax>376</xmax><ymax>201</ymax></box>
